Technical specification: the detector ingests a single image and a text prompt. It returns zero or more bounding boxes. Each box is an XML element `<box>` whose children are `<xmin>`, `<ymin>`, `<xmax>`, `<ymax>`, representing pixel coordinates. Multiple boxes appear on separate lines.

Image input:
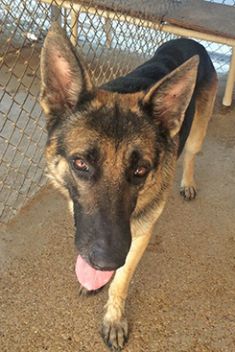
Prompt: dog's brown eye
<box><xmin>134</xmin><ymin>166</ymin><xmax>148</xmax><ymax>177</ymax></box>
<box><xmin>73</xmin><ymin>158</ymin><xmax>89</xmax><ymax>172</ymax></box>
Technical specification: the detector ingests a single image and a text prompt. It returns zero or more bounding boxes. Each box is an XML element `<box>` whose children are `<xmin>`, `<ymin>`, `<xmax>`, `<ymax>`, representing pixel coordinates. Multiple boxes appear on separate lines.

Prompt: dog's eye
<box><xmin>133</xmin><ymin>166</ymin><xmax>149</xmax><ymax>178</ymax></box>
<box><xmin>73</xmin><ymin>158</ymin><xmax>89</xmax><ymax>172</ymax></box>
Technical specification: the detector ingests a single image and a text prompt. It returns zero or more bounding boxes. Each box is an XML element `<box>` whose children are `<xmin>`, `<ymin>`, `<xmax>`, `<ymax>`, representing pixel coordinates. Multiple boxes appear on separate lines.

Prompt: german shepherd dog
<box><xmin>40</xmin><ymin>23</ymin><xmax>217</xmax><ymax>350</ymax></box>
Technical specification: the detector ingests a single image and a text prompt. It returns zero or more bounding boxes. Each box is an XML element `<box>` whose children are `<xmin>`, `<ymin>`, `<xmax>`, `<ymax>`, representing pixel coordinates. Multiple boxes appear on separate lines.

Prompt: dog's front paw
<box><xmin>101</xmin><ymin>317</ymin><xmax>128</xmax><ymax>351</ymax></box>
<box><xmin>180</xmin><ymin>185</ymin><xmax>197</xmax><ymax>200</ymax></box>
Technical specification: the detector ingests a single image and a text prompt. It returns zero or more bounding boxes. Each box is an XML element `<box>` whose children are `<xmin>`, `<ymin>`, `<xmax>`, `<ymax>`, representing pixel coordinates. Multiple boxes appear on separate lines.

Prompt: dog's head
<box><xmin>40</xmin><ymin>24</ymin><xmax>198</xmax><ymax>275</ymax></box>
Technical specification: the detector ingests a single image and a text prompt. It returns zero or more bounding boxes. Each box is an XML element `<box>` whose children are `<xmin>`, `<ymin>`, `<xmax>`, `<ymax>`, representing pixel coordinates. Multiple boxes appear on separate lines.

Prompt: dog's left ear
<box><xmin>143</xmin><ymin>55</ymin><xmax>199</xmax><ymax>137</ymax></box>
<box><xmin>40</xmin><ymin>23</ymin><xmax>94</xmax><ymax>116</ymax></box>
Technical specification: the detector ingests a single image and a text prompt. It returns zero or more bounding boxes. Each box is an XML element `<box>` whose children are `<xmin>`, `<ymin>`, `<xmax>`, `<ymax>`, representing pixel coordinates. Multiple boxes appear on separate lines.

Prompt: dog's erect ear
<box><xmin>40</xmin><ymin>23</ymin><xmax>94</xmax><ymax>116</ymax></box>
<box><xmin>143</xmin><ymin>55</ymin><xmax>199</xmax><ymax>137</ymax></box>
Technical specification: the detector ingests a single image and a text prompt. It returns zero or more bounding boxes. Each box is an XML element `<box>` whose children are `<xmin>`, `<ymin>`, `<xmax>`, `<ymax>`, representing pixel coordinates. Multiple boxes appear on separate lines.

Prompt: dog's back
<box><xmin>102</xmin><ymin>38</ymin><xmax>215</xmax><ymax>94</ymax></box>
<box><xmin>102</xmin><ymin>38</ymin><xmax>216</xmax><ymax>157</ymax></box>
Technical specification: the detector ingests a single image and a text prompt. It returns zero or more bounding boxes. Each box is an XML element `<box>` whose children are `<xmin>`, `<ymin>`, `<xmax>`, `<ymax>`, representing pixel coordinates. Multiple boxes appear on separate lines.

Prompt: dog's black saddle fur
<box><xmin>101</xmin><ymin>38</ymin><xmax>215</xmax><ymax>156</ymax></box>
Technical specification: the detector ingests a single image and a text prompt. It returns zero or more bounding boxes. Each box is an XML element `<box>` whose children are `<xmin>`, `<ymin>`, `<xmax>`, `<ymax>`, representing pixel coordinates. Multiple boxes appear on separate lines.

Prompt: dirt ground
<box><xmin>1</xmin><ymin>83</ymin><xmax>235</xmax><ymax>352</ymax></box>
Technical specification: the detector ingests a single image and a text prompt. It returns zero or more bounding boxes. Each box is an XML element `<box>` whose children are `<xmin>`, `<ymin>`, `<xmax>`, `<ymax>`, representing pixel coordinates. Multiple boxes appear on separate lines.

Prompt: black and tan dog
<box><xmin>40</xmin><ymin>23</ymin><xmax>217</xmax><ymax>350</ymax></box>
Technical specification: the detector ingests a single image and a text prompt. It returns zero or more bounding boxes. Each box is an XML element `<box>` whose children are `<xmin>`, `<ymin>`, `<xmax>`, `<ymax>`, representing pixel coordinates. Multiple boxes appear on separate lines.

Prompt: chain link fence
<box><xmin>0</xmin><ymin>0</ymin><xmax>234</xmax><ymax>223</ymax></box>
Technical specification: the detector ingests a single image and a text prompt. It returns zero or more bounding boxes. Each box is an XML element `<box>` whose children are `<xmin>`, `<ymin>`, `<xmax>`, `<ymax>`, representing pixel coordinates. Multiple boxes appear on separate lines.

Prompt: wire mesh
<box><xmin>0</xmin><ymin>0</ymin><xmax>234</xmax><ymax>223</ymax></box>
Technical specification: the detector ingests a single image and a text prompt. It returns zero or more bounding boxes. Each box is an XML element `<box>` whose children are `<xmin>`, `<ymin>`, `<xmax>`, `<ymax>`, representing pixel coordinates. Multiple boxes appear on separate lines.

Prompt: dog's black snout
<box><xmin>89</xmin><ymin>243</ymin><xmax>126</xmax><ymax>271</ymax></box>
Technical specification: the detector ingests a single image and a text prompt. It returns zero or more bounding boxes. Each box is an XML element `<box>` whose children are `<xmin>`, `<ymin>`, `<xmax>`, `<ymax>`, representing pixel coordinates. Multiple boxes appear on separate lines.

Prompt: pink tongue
<box><xmin>75</xmin><ymin>255</ymin><xmax>114</xmax><ymax>291</ymax></box>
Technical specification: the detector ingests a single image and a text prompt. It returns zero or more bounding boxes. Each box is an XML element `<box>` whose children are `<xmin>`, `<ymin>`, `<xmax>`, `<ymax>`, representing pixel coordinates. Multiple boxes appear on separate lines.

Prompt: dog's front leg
<box><xmin>101</xmin><ymin>226</ymin><xmax>152</xmax><ymax>351</ymax></box>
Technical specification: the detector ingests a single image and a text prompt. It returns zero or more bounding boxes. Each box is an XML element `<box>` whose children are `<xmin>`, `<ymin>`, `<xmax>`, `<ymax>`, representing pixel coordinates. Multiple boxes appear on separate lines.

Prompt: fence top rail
<box><xmin>68</xmin><ymin>0</ymin><xmax>235</xmax><ymax>41</ymax></box>
<box><xmin>67</xmin><ymin>0</ymin><xmax>171</xmax><ymax>21</ymax></box>
<box><xmin>165</xmin><ymin>0</ymin><xmax>235</xmax><ymax>41</ymax></box>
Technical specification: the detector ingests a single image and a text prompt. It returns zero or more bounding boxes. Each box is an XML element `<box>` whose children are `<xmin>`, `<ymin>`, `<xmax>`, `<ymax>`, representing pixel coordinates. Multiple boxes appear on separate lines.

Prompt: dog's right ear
<box><xmin>40</xmin><ymin>23</ymin><xmax>94</xmax><ymax>119</ymax></box>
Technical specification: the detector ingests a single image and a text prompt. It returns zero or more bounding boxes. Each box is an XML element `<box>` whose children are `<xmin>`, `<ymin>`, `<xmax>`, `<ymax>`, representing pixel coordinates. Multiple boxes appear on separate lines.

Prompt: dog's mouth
<box><xmin>75</xmin><ymin>255</ymin><xmax>114</xmax><ymax>291</ymax></box>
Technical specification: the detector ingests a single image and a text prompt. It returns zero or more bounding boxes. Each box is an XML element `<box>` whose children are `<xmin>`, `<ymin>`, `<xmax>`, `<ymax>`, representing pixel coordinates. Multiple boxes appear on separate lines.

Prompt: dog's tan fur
<box><xmin>180</xmin><ymin>75</ymin><xmax>218</xmax><ymax>198</ymax></box>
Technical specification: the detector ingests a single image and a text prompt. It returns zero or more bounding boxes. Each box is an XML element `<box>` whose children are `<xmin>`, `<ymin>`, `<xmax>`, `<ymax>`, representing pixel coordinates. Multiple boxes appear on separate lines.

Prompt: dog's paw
<box><xmin>78</xmin><ymin>285</ymin><xmax>104</xmax><ymax>297</ymax></box>
<box><xmin>101</xmin><ymin>317</ymin><xmax>128</xmax><ymax>351</ymax></box>
<box><xmin>180</xmin><ymin>185</ymin><xmax>197</xmax><ymax>200</ymax></box>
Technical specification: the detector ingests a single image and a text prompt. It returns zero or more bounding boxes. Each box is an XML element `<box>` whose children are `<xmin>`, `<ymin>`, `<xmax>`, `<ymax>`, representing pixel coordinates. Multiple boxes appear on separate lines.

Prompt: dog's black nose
<box><xmin>89</xmin><ymin>243</ymin><xmax>126</xmax><ymax>271</ymax></box>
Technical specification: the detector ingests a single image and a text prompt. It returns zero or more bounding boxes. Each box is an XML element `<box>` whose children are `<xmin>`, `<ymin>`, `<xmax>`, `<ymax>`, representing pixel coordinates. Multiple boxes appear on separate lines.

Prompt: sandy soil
<box><xmin>0</xmin><ymin>84</ymin><xmax>235</xmax><ymax>352</ymax></box>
